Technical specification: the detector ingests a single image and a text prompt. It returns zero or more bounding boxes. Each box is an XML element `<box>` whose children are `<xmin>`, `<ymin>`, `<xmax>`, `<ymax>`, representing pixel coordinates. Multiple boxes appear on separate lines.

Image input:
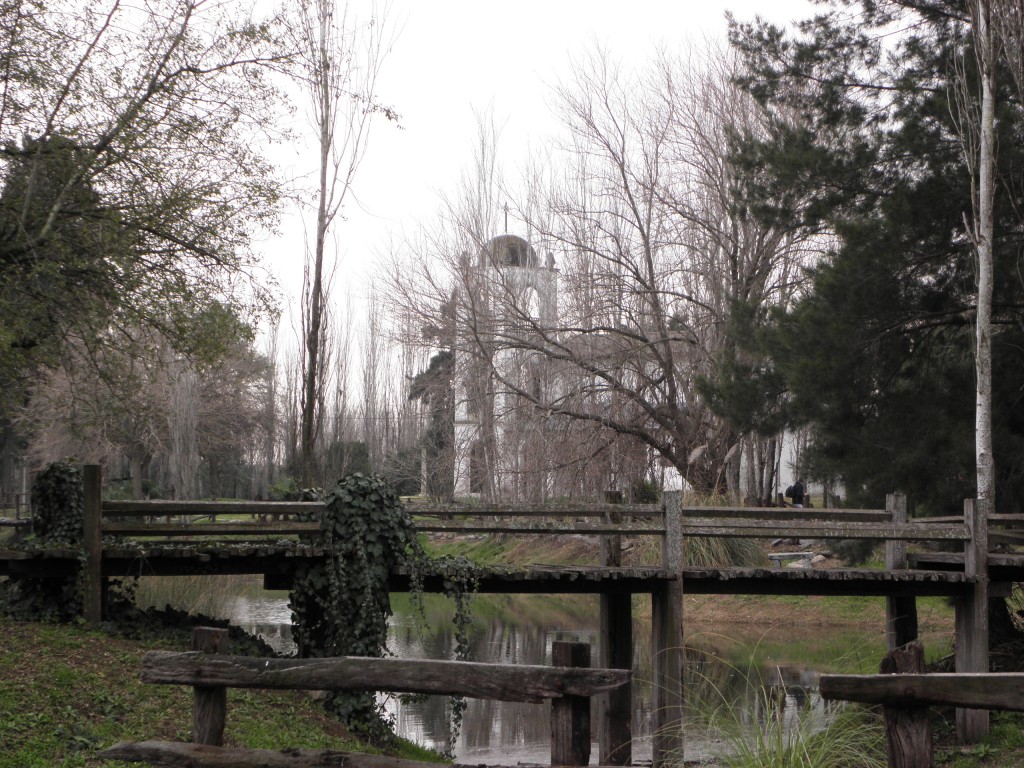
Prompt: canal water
<box><xmin>135</xmin><ymin>576</ymin><xmax>923</xmax><ymax>764</ymax></box>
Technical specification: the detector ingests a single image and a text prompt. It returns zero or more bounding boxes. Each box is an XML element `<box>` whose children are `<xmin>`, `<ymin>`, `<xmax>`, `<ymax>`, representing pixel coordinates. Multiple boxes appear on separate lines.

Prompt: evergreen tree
<box><xmin>726</xmin><ymin>1</ymin><xmax>1024</xmax><ymax>514</ymax></box>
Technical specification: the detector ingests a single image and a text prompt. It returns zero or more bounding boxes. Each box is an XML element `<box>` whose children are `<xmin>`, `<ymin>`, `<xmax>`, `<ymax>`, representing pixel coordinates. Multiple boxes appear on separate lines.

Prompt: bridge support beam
<box><xmin>956</xmin><ymin>498</ymin><xmax>989</xmax><ymax>742</ymax></box>
<box><xmin>885</xmin><ymin>493</ymin><xmax>919</xmax><ymax>650</ymax></box>
<box><xmin>652</xmin><ymin>491</ymin><xmax>684</xmax><ymax>768</ymax></box>
<box><xmin>599</xmin><ymin>491</ymin><xmax>631</xmax><ymax>766</ymax></box>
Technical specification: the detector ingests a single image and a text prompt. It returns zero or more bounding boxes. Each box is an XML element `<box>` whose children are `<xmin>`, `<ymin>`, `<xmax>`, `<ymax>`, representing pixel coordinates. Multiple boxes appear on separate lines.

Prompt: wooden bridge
<box><xmin>2</xmin><ymin>465</ymin><xmax>1021</xmax><ymax>764</ymax></box>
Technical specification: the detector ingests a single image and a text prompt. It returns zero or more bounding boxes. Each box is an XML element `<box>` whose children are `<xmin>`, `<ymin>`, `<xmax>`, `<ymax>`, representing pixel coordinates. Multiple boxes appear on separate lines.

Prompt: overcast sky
<box><xmin>260</xmin><ymin>0</ymin><xmax>814</xmax><ymax>323</ymax></box>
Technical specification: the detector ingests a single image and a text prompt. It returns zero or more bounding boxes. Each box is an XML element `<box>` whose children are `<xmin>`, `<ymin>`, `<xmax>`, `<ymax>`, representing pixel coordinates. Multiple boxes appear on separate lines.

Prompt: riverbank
<box><xmin>0</xmin><ymin>605</ymin><xmax>1019</xmax><ymax>768</ymax></box>
<box><xmin>0</xmin><ymin>617</ymin><xmax>439</xmax><ymax>768</ymax></box>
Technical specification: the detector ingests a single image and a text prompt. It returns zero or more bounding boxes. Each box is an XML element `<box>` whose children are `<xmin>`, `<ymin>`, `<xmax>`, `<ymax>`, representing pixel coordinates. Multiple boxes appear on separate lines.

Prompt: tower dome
<box><xmin>479</xmin><ymin>234</ymin><xmax>539</xmax><ymax>268</ymax></box>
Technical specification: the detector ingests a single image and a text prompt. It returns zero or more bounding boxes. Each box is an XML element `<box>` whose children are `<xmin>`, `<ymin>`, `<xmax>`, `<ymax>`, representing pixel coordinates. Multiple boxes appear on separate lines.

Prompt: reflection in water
<box><xmin>136</xmin><ymin>577</ymin><xmax>883</xmax><ymax>765</ymax></box>
<box><xmin>383</xmin><ymin>596</ymin><xmax>648</xmax><ymax>764</ymax></box>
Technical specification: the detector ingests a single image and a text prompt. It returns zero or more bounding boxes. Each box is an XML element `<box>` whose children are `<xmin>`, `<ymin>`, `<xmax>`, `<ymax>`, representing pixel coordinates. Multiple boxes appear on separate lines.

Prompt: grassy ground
<box><xmin>0</xmin><ymin>619</ymin><xmax>440</xmax><ymax>768</ymax></box>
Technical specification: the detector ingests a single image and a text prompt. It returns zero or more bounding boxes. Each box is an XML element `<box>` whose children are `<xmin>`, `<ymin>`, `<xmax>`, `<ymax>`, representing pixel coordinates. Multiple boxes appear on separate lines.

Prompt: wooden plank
<box><xmin>141</xmin><ymin>652</ymin><xmax>630</xmax><ymax>703</ymax></box>
<box><xmin>414</xmin><ymin>519</ymin><xmax>666</xmax><ymax>535</ymax></box>
<box><xmin>598</xmin><ymin>492</ymin><xmax>631</xmax><ymax>766</ymax></box>
<box><xmin>405</xmin><ymin>502</ymin><xmax>661</xmax><ymax>518</ymax></box>
<box><xmin>908</xmin><ymin>552</ymin><xmax>1024</xmax><ymax>568</ymax></box>
<box><xmin>988</xmin><ymin>531</ymin><xmax>1024</xmax><ymax>546</ymax></box>
<box><xmin>679</xmin><ymin>519</ymin><xmax>969</xmax><ymax>541</ymax></box>
<box><xmin>680</xmin><ymin>506</ymin><xmax>891</xmax><ymax>522</ymax></box>
<box><xmin>652</xmin><ymin>491</ymin><xmax>684</xmax><ymax>768</ymax></box>
<box><xmin>820</xmin><ymin>673</ymin><xmax>1024</xmax><ymax>711</ymax></box>
<box><xmin>102</xmin><ymin>500</ymin><xmax>323</xmax><ymax>518</ymax></box>
<box><xmin>103</xmin><ymin>521</ymin><xmax>321</xmax><ymax>536</ymax></box>
<box><xmin>191</xmin><ymin>628</ymin><xmax>228</xmax><ymax>746</ymax></box>
<box><xmin>989</xmin><ymin>514</ymin><xmax>1024</xmax><ymax>523</ymax></box>
<box><xmin>956</xmin><ymin>499</ymin><xmax>989</xmax><ymax>742</ymax></box>
<box><xmin>97</xmin><ymin>740</ymin><xmax>444</xmax><ymax>768</ymax></box>
<box><xmin>551</xmin><ymin>641</ymin><xmax>591</xmax><ymax>767</ymax></box>
<box><xmin>879</xmin><ymin>642</ymin><xmax>932</xmax><ymax>768</ymax></box>
<box><xmin>886</xmin><ymin>494</ymin><xmax>918</xmax><ymax>650</ymax></box>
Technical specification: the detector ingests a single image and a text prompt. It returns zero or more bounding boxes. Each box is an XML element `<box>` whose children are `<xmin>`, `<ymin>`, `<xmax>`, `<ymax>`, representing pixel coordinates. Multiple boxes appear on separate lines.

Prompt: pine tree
<box><xmin>727</xmin><ymin>1</ymin><xmax>1024</xmax><ymax>513</ymax></box>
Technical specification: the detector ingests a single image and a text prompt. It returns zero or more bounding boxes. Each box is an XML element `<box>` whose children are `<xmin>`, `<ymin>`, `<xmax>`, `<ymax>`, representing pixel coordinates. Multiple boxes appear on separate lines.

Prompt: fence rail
<box><xmin>98</xmin><ymin>628</ymin><xmax>627</xmax><ymax>768</ymax></box>
<box><xmin>820</xmin><ymin>642</ymin><xmax>1024</xmax><ymax>768</ymax></box>
<box><xmin>95</xmin><ymin>496</ymin><xmax>981</xmax><ymax>545</ymax></box>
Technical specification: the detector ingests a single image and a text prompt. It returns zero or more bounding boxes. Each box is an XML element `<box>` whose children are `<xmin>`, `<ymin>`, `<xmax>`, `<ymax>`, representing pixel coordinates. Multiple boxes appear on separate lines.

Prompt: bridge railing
<box><xmin>95</xmin><ymin>491</ymin><xmax>977</xmax><ymax>554</ymax></box>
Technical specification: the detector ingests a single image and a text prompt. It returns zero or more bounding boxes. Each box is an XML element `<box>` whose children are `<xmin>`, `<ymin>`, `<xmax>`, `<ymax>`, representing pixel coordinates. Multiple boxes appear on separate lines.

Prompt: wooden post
<box><xmin>192</xmin><ymin>627</ymin><xmax>229</xmax><ymax>746</ymax></box>
<box><xmin>880</xmin><ymin>642</ymin><xmax>932</xmax><ymax>768</ymax></box>
<box><xmin>956</xmin><ymin>499</ymin><xmax>989</xmax><ymax>742</ymax></box>
<box><xmin>599</xmin><ymin>491</ymin><xmax>631</xmax><ymax>766</ymax></box>
<box><xmin>885</xmin><ymin>493</ymin><xmax>918</xmax><ymax>650</ymax></box>
<box><xmin>551</xmin><ymin>641</ymin><xmax>591</xmax><ymax>767</ymax></box>
<box><xmin>82</xmin><ymin>464</ymin><xmax>103</xmax><ymax>627</ymax></box>
<box><xmin>652</xmin><ymin>491</ymin><xmax>684</xmax><ymax>768</ymax></box>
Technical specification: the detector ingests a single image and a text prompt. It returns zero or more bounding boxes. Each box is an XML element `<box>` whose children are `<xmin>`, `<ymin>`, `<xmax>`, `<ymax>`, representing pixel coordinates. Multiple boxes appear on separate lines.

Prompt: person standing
<box><xmin>791</xmin><ymin>479</ymin><xmax>805</xmax><ymax>508</ymax></box>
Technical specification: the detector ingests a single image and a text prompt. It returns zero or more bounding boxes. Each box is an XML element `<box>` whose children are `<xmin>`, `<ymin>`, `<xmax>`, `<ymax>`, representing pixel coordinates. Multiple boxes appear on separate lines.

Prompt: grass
<box><xmin>681</xmin><ymin>636</ymin><xmax>888</xmax><ymax>768</ymax></box>
<box><xmin>708</xmin><ymin>702</ymin><xmax>887</xmax><ymax>768</ymax></box>
<box><xmin>0</xmin><ymin>618</ymin><xmax>443</xmax><ymax>768</ymax></box>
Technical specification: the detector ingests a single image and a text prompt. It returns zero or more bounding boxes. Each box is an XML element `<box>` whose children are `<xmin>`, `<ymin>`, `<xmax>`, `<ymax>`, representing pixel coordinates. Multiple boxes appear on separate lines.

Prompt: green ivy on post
<box><xmin>289</xmin><ymin>473</ymin><xmax>479</xmax><ymax>751</ymax></box>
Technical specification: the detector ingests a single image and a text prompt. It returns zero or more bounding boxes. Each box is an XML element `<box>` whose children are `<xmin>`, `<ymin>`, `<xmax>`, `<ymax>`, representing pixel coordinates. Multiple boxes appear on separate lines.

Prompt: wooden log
<box><xmin>681</xmin><ymin>506</ymin><xmax>892</xmax><ymax>522</ymax></box>
<box><xmin>879</xmin><ymin>642</ymin><xmax>932</xmax><ymax>768</ymax></box>
<box><xmin>405</xmin><ymin>502</ymin><xmax>662</xmax><ymax>518</ymax></box>
<box><xmin>192</xmin><ymin>628</ymin><xmax>229</xmax><ymax>746</ymax></box>
<box><xmin>678</xmin><ymin>518</ymin><xmax>969</xmax><ymax>541</ymax></box>
<box><xmin>414</xmin><ymin>519</ymin><xmax>666</xmax><ymax>535</ymax></box>
<box><xmin>551</xmin><ymin>641</ymin><xmax>591</xmax><ymax>767</ymax></box>
<box><xmin>819</xmin><ymin>673</ymin><xmax>1024</xmax><ymax>710</ymax></box>
<box><xmin>82</xmin><ymin>465</ymin><xmax>103</xmax><ymax>627</ymax></box>
<box><xmin>103</xmin><ymin>521</ymin><xmax>321</xmax><ymax>536</ymax></box>
<box><xmin>885</xmin><ymin>494</ymin><xmax>918</xmax><ymax>651</ymax></box>
<box><xmin>598</xmin><ymin>491</ymin><xmax>631</xmax><ymax>766</ymax></box>
<box><xmin>97</xmin><ymin>740</ymin><xmax>445</xmax><ymax>768</ymax></box>
<box><xmin>102</xmin><ymin>500</ymin><xmax>323</xmax><ymax>518</ymax></box>
<box><xmin>956</xmin><ymin>498</ymin><xmax>989</xmax><ymax>743</ymax></box>
<box><xmin>141</xmin><ymin>652</ymin><xmax>630</xmax><ymax>703</ymax></box>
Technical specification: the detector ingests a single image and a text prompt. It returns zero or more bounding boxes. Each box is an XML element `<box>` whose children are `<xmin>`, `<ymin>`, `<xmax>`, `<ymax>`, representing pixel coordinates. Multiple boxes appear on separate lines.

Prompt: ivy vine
<box><xmin>289</xmin><ymin>473</ymin><xmax>479</xmax><ymax>752</ymax></box>
<box><xmin>2</xmin><ymin>461</ymin><xmax>84</xmax><ymax>620</ymax></box>
<box><xmin>32</xmin><ymin>460</ymin><xmax>84</xmax><ymax>544</ymax></box>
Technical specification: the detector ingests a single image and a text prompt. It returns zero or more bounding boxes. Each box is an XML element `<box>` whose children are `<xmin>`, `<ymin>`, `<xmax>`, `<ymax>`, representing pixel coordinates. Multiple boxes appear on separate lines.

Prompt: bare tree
<box><xmin>390</xmin><ymin>47</ymin><xmax>812</xmax><ymax>499</ymax></box>
<box><xmin>491</xmin><ymin>48</ymin><xmax>811</xmax><ymax>495</ymax></box>
<box><xmin>291</xmin><ymin>0</ymin><xmax>395</xmax><ymax>486</ymax></box>
<box><xmin>24</xmin><ymin>321</ymin><xmax>269</xmax><ymax>499</ymax></box>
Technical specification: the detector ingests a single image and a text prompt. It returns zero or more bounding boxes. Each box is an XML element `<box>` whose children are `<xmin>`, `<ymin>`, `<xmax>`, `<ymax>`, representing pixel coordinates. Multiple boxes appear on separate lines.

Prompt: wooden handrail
<box><xmin>678</xmin><ymin>518</ymin><xmax>969</xmax><ymax>542</ymax></box>
<box><xmin>821</xmin><ymin>672</ymin><xmax>1024</xmax><ymax>711</ymax></box>
<box><xmin>103</xmin><ymin>521</ymin><xmax>321</xmax><ymax>537</ymax></box>
<box><xmin>98</xmin><ymin>497</ymin><xmax>978</xmax><ymax>544</ymax></box>
<box><xmin>415</xmin><ymin>519</ymin><xmax>666</xmax><ymax>535</ymax></box>
<box><xmin>102</xmin><ymin>500</ymin><xmax>321</xmax><ymax>518</ymax></box>
<box><xmin>141</xmin><ymin>650</ymin><xmax>630</xmax><ymax>703</ymax></box>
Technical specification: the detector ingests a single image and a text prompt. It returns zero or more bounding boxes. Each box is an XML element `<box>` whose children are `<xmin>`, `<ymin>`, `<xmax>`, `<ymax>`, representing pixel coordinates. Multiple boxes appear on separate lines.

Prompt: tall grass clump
<box><xmin>682</xmin><ymin>492</ymin><xmax>768</xmax><ymax>568</ymax></box>
<box><xmin>707</xmin><ymin>698</ymin><xmax>885</xmax><ymax>768</ymax></box>
<box><xmin>682</xmin><ymin>638</ymin><xmax>886</xmax><ymax>768</ymax></box>
<box><xmin>630</xmin><ymin>491</ymin><xmax>767</xmax><ymax>568</ymax></box>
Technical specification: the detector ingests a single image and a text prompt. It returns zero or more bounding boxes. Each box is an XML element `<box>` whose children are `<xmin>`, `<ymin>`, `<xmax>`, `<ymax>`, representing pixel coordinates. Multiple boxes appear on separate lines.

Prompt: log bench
<box><xmin>821</xmin><ymin>642</ymin><xmax>1024</xmax><ymax>768</ymax></box>
<box><xmin>98</xmin><ymin>628</ymin><xmax>630</xmax><ymax>768</ymax></box>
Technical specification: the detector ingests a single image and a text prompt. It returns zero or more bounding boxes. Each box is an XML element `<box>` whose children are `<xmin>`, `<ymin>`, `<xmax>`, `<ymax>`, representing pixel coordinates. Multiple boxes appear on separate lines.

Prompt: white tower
<box><xmin>453</xmin><ymin>235</ymin><xmax>556</xmax><ymax>498</ymax></box>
